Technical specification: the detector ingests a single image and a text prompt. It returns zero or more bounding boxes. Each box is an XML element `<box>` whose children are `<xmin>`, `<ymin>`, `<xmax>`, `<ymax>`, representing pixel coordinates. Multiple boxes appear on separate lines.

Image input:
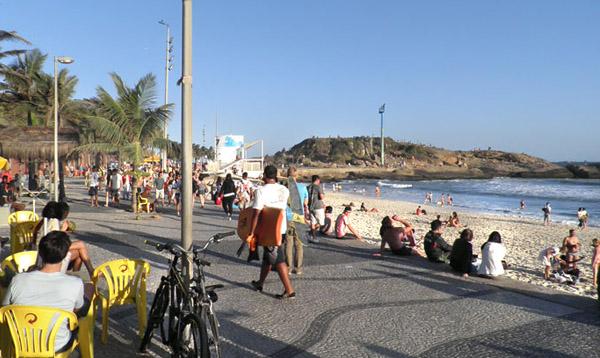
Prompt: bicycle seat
<box><xmin>205</xmin><ymin>284</ymin><xmax>224</xmax><ymax>291</ymax></box>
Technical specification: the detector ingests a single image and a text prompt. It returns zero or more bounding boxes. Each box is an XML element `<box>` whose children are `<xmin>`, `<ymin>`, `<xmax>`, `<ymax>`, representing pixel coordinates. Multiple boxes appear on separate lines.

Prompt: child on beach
<box><xmin>539</xmin><ymin>246</ymin><xmax>563</xmax><ymax>281</ymax></box>
<box><xmin>447</xmin><ymin>212</ymin><xmax>462</xmax><ymax>227</ymax></box>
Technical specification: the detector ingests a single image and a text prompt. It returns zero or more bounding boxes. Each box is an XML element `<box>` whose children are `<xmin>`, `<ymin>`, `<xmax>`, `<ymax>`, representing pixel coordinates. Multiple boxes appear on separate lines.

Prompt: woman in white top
<box><xmin>478</xmin><ymin>231</ymin><xmax>506</xmax><ymax>277</ymax></box>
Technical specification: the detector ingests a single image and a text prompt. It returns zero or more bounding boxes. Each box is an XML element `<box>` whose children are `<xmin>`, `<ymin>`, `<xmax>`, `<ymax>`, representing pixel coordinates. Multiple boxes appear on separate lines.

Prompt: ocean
<box><xmin>336</xmin><ymin>178</ymin><xmax>600</xmax><ymax>227</ymax></box>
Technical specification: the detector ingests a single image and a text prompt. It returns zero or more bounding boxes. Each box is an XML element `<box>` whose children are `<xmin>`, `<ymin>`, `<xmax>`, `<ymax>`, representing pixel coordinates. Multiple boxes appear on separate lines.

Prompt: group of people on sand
<box><xmin>374</xmin><ymin>213</ymin><xmax>507</xmax><ymax>278</ymax></box>
<box><xmin>539</xmin><ymin>228</ymin><xmax>599</xmax><ymax>286</ymax></box>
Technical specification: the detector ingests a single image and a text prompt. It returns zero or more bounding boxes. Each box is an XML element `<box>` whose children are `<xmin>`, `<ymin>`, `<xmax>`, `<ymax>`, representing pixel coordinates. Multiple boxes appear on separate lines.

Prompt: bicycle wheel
<box><xmin>140</xmin><ymin>280</ymin><xmax>170</xmax><ymax>352</ymax></box>
<box><xmin>175</xmin><ymin>313</ymin><xmax>209</xmax><ymax>358</ymax></box>
<box><xmin>205</xmin><ymin>308</ymin><xmax>221</xmax><ymax>358</ymax></box>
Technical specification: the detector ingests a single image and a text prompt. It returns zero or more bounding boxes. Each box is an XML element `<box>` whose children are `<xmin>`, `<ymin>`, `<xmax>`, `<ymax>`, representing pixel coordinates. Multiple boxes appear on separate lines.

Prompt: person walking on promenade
<box><xmin>285</xmin><ymin>167</ymin><xmax>309</xmax><ymax>275</ymax></box>
<box><xmin>88</xmin><ymin>166</ymin><xmax>99</xmax><ymax>207</ymax></box>
<box><xmin>219</xmin><ymin>174</ymin><xmax>237</xmax><ymax>221</ymax></box>
<box><xmin>249</xmin><ymin>165</ymin><xmax>295</xmax><ymax>299</ymax></box>
<box><xmin>154</xmin><ymin>170</ymin><xmax>166</xmax><ymax>207</ymax></box>
<box><xmin>307</xmin><ymin>175</ymin><xmax>325</xmax><ymax>243</ymax></box>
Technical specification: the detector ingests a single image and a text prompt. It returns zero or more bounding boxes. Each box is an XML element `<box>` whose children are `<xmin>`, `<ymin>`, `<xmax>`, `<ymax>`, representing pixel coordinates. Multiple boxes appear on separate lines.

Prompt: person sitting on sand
<box><xmin>447</xmin><ymin>212</ymin><xmax>462</xmax><ymax>228</ymax></box>
<box><xmin>320</xmin><ymin>206</ymin><xmax>334</xmax><ymax>236</ymax></box>
<box><xmin>591</xmin><ymin>239</ymin><xmax>600</xmax><ymax>288</ymax></box>
<box><xmin>335</xmin><ymin>206</ymin><xmax>363</xmax><ymax>241</ymax></box>
<box><xmin>424</xmin><ymin>220</ymin><xmax>452</xmax><ymax>263</ymax></box>
<box><xmin>415</xmin><ymin>205</ymin><xmax>427</xmax><ymax>216</ymax></box>
<box><xmin>539</xmin><ymin>246</ymin><xmax>562</xmax><ymax>280</ymax></box>
<box><xmin>477</xmin><ymin>231</ymin><xmax>506</xmax><ymax>278</ymax></box>
<box><xmin>561</xmin><ymin>229</ymin><xmax>581</xmax><ymax>270</ymax></box>
<box><xmin>450</xmin><ymin>229</ymin><xmax>476</xmax><ymax>277</ymax></box>
<box><xmin>359</xmin><ymin>202</ymin><xmax>379</xmax><ymax>213</ymax></box>
<box><xmin>374</xmin><ymin>216</ymin><xmax>423</xmax><ymax>257</ymax></box>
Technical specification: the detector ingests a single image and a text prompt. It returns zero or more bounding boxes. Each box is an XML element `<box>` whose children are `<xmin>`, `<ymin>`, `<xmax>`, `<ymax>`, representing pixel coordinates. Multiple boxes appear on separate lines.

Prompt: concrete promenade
<box><xmin>3</xmin><ymin>178</ymin><xmax>600</xmax><ymax>357</ymax></box>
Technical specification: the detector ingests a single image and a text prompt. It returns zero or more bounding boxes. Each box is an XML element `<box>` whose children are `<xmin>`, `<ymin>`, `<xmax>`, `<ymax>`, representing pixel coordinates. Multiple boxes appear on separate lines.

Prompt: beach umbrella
<box><xmin>0</xmin><ymin>156</ymin><xmax>8</xmax><ymax>170</ymax></box>
<box><xmin>0</xmin><ymin>125</ymin><xmax>79</xmax><ymax>161</ymax></box>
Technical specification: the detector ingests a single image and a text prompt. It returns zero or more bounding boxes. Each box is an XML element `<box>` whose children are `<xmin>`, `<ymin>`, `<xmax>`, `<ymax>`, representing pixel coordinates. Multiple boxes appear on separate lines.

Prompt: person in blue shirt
<box><xmin>285</xmin><ymin>167</ymin><xmax>309</xmax><ymax>275</ymax></box>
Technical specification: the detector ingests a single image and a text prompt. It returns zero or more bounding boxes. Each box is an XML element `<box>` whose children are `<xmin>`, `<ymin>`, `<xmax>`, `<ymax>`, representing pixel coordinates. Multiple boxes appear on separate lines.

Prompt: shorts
<box><xmin>392</xmin><ymin>246</ymin><xmax>413</xmax><ymax>256</ymax></box>
<box><xmin>310</xmin><ymin>208</ymin><xmax>325</xmax><ymax>226</ymax></box>
<box><xmin>88</xmin><ymin>186</ymin><xmax>98</xmax><ymax>196</ymax></box>
<box><xmin>262</xmin><ymin>237</ymin><xmax>286</xmax><ymax>266</ymax></box>
<box><xmin>156</xmin><ymin>188</ymin><xmax>165</xmax><ymax>199</ymax></box>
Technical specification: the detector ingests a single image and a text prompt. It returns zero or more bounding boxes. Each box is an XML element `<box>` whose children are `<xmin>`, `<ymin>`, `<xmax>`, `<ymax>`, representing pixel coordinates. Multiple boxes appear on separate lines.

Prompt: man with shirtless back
<box><xmin>562</xmin><ymin>229</ymin><xmax>581</xmax><ymax>269</ymax></box>
<box><xmin>375</xmin><ymin>215</ymin><xmax>423</xmax><ymax>257</ymax></box>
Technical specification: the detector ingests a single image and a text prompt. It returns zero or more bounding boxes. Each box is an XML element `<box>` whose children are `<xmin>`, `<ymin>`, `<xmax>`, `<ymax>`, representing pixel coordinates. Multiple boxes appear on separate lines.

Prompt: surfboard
<box><xmin>237</xmin><ymin>207</ymin><xmax>283</xmax><ymax>246</ymax></box>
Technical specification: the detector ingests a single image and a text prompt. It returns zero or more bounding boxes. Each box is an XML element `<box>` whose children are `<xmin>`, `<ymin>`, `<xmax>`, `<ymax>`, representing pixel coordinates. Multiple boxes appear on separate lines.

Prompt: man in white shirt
<box><xmin>89</xmin><ymin>166</ymin><xmax>99</xmax><ymax>207</ymax></box>
<box><xmin>2</xmin><ymin>231</ymin><xmax>89</xmax><ymax>352</ymax></box>
<box><xmin>249</xmin><ymin>165</ymin><xmax>295</xmax><ymax>299</ymax></box>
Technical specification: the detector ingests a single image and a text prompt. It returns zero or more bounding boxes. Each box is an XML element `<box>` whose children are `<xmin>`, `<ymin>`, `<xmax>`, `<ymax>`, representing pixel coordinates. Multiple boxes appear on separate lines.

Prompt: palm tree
<box><xmin>0</xmin><ymin>49</ymin><xmax>83</xmax><ymax>197</ymax></box>
<box><xmin>74</xmin><ymin>72</ymin><xmax>172</xmax><ymax>212</ymax></box>
<box><xmin>0</xmin><ymin>30</ymin><xmax>30</xmax><ymax>61</ymax></box>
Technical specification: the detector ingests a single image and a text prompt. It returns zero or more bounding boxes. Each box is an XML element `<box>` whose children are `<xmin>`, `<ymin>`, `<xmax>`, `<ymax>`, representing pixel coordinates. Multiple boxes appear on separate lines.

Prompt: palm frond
<box><xmin>0</xmin><ymin>31</ymin><xmax>31</xmax><ymax>45</ymax></box>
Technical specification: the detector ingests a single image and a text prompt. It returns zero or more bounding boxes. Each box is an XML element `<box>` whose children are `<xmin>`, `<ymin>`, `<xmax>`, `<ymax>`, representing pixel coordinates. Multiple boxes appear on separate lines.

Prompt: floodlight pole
<box><xmin>53</xmin><ymin>56</ymin><xmax>74</xmax><ymax>202</ymax></box>
<box><xmin>159</xmin><ymin>20</ymin><xmax>173</xmax><ymax>171</ymax></box>
<box><xmin>181</xmin><ymin>0</ymin><xmax>193</xmax><ymax>282</ymax></box>
<box><xmin>379</xmin><ymin>104</ymin><xmax>385</xmax><ymax>166</ymax></box>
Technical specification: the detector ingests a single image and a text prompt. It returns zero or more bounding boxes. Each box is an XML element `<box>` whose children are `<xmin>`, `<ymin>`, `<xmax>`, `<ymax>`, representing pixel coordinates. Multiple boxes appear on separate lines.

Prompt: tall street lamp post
<box><xmin>54</xmin><ymin>56</ymin><xmax>74</xmax><ymax>201</ymax></box>
<box><xmin>181</xmin><ymin>0</ymin><xmax>193</xmax><ymax>281</ymax></box>
<box><xmin>379</xmin><ymin>103</ymin><xmax>385</xmax><ymax>166</ymax></box>
<box><xmin>158</xmin><ymin>20</ymin><xmax>174</xmax><ymax>171</ymax></box>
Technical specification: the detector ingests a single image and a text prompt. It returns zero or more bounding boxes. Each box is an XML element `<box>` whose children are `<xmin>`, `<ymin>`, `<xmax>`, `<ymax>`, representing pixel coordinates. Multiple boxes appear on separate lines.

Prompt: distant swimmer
<box><xmin>542</xmin><ymin>202</ymin><xmax>552</xmax><ymax>225</ymax></box>
<box><xmin>520</xmin><ymin>200</ymin><xmax>526</xmax><ymax>210</ymax></box>
<box><xmin>375</xmin><ymin>186</ymin><xmax>381</xmax><ymax>197</ymax></box>
<box><xmin>424</xmin><ymin>192</ymin><xmax>433</xmax><ymax>205</ymax></box>
<box><xmin>438</xmin><ymin>193</ymin><xmax>446</xmax><ymax>207</ymax></box>
<box><xmin>447</xmin><ymin>194</ymin><xmax>453</xmax><ymax>206</ymax></box>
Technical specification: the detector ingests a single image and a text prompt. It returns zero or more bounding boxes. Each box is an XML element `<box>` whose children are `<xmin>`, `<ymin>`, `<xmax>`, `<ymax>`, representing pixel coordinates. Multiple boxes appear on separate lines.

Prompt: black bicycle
<box><xmin>139</xmin><ymin>231</ymin><xmax>236</xmax><ymax>357</ymax></box>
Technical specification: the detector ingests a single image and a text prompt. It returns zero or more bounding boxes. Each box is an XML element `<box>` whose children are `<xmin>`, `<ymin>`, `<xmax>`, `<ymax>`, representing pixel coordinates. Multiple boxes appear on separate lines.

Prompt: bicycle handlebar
<box><xmin>145</xmin><ymin>231</ymin><xmax>236</xmax><ymax>257</ymax></box>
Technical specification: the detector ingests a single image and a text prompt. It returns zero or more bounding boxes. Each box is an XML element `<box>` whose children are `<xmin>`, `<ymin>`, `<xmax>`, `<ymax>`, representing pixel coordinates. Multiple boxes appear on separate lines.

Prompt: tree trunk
<box><xmin>58</xmin><ymin>158</ymin><xmax>66</xmax><ymax>202</ymax></box>
<box><xmin>131</xmin><ymin>172</ymin><xmax>138</xmax><ymax>213</ymax></box>
<box><xmin>28</xmin><ymin>161</ymin><xmax>37</xmax><ymax>190</ymax></box>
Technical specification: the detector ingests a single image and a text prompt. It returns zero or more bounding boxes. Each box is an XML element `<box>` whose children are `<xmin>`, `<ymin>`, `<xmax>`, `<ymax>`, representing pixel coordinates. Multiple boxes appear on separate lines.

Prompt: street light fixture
<box><xmin>54</xmin><ymin>56</ymin><xmax>74</xmax><ymax>201</ymax></box>
<box><xmin>379</xmin><ymin>103</ymin><xmax>385</xmax><ymax>166</ymax></box>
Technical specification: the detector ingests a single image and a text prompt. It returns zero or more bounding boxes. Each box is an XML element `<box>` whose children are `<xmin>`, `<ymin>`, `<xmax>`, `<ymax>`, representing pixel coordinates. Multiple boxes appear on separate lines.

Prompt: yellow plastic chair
<box><xmin>92</xmin><ymin>259</ymin><xmax>150</xmax><ymax>344</ymax></box>
<box><xmin>0</xmin><ymin>305</ymin><xmax>79</xmax><ymax>358</ymax></box>
<box><xmin>9</xmin><ymin>221</ymin><xmax>37</xmax><ymax>255</ymax></box>
<box><xmin>2</xmin><ymin>251</ymin><xmax>38</xmax><ymax>274</ymax></box>
<box><xmin>7</xmin><ymin>211</ymin><xmax>39</xmax><ymax>225</ymax></box>
<box><xmin>78</xmin><ymin>292</ymin><xmax>96</xmax><ymax>358</ymax></box>
<box><xmin>137</xmin><ymin>194</ymin><xmax>150</xmax><ymax>213</ymax></box>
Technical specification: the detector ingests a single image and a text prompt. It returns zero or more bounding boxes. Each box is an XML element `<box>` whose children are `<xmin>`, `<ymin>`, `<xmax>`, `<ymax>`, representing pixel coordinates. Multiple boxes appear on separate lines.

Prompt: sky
<box><xmin>2</xmin><ymin>0</ymin><xmax>599</xmax><ymax>161</ymax></box>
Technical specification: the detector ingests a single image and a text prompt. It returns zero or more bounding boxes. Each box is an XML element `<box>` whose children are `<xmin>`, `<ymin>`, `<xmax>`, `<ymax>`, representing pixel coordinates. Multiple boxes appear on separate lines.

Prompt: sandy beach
<box><xmin>325</xmin><ymin>191</ymin><xmax>600</xmax><ymax>299</ymax></box>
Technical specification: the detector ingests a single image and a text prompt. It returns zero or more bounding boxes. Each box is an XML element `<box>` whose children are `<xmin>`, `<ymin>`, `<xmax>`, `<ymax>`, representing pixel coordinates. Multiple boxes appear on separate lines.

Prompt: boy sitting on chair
<box><xmin>2</xmin><ymin>231</ymin><xmax>93</xmax><ymax>352</ymax></box>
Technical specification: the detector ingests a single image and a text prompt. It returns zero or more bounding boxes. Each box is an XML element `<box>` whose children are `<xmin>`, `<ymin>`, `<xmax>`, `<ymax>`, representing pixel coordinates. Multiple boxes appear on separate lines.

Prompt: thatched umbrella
<box><xmin>0</xmin><ymin>125</ymin><xmax>80</xmax><ymax>200</ymax></box>
<box><xmin>0</xmin><ymin>125</ymin><xmax>79</xmax><ymax>161</ymax></box>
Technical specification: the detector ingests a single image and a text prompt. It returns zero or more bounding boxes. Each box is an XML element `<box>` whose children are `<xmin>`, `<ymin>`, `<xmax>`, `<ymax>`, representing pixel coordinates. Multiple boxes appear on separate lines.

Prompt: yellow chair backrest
<box><xmin>92</xmin><ymin>259</ymin><xmax>150</xmax><ymax>305</ymax></box>
<box><xmin>8</xmin><ymin>211</ymin><xmax>39</xmax><ymax>225</ymax></box>
<box><xmin>10</xmin><ymin>221</ymin><xmax>38</xmax><ymax>255</ymax></box>
<box><xmin>0</xmin><ymin>305</ymin><xmax>78</xmax><ymax>357</ymax></box>
<box><xmin>2</xmin><ymin>251</ymin><xmax>38</xmax><ymax>274</ymax></box>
